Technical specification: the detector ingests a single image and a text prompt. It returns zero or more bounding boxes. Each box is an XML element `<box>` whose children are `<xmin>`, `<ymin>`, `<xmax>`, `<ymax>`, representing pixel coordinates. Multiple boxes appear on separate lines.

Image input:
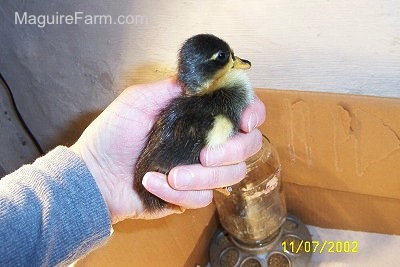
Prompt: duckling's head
<box><xmin>177</xmin><ymin>34</ymin><xmax>251</xmax><ymax>94</ymax></box>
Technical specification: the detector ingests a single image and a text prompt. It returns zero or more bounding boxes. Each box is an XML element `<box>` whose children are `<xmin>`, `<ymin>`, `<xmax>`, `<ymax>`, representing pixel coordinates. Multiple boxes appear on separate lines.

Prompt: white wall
<box><xmin>0</xmin><ymin>0</ymin><xmax>399</xmax><ymax>153</ymax></box>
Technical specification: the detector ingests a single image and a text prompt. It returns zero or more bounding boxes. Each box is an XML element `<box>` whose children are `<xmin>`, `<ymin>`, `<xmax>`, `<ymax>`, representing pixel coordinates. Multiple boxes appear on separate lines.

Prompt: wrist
<box><xmin>70</xmin><ymin>143</ymin><xmax>113</xmax><ymax>221</ymax></box>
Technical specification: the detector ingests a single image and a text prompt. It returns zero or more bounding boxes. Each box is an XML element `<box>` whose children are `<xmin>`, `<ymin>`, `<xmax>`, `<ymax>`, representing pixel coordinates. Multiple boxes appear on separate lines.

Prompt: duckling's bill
<box><xmin>233</xmin><ymin>56</ymin><xmax>251</xmax><ymax>70</ymax></box>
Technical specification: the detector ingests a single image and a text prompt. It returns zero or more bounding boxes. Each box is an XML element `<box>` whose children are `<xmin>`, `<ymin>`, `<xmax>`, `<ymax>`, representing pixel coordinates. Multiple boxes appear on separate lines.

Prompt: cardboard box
<box><xmin>76</xmin><ymin>89</ymin><xmax>400</xmax><ymax>266</ymax></box>
<box><xmin>257</xmin><ymin>89</ymin><xmax>400</xmax><ymax>235</ymax></box>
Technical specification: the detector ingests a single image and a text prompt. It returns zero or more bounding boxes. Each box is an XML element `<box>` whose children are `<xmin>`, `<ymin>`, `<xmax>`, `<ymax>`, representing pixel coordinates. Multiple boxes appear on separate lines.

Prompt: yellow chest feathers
<box><xmin>206</xmin><ymin>115</ymin><xmax>234</xmax><ymax>147</ymax></box>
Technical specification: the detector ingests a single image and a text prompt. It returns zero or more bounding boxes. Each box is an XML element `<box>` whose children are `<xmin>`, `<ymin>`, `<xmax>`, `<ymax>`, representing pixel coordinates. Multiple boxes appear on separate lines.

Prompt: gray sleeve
<box><xmin>0</xmin><ymin>146</ymin><xmax>112</xmax><ymax>267</ymax></box>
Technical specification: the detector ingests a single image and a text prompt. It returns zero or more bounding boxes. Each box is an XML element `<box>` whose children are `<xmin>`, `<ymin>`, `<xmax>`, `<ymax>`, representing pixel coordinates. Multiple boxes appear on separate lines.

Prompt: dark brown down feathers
<box><xmin>133</xmin><ymin>34</ymin><xmax>252</xmax><ymax>212</ymax></box>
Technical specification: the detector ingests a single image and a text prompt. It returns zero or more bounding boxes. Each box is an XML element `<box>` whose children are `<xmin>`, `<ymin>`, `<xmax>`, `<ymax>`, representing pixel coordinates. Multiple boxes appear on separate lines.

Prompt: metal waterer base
<box><xmin>209</xmin><ymin>214</ymin><xmax>312</xmax><ymax>267</ymax></box>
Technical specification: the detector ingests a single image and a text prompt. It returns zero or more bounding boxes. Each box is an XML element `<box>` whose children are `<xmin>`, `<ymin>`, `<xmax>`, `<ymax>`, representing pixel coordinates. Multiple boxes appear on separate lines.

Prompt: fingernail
<box><xmin>205</xmin><ymin>146</ymin><xmax>225</xmax><ymax>166</ymax></box>
<box><xmin>172</xmin><ymin>168</ymin><xmax>193</xmax><ymax>189</ymax></box>
<box><xmin>247</xmin><ymin>112</ymin><xmax>259</xmax><ymax>131</ymax></box>
<box><xmin>142</xmin><ymin>172</ymin><xmax>164</xmax><ymax>191</ymax></box>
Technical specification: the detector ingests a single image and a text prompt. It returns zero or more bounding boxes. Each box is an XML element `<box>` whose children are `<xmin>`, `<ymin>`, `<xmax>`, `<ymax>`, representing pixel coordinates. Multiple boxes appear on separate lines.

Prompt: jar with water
<box><xmin>214</xmin><ymin>135</ymin><xmax>287</xmax><ymax>245</ymax></box>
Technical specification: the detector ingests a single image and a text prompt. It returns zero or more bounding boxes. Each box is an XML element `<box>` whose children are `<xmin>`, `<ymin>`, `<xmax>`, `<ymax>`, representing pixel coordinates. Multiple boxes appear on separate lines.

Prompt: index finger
<box><xmin>199</xmin><ymin>129</ymin><xmax>263</xmax><ymax>167</ymax></box>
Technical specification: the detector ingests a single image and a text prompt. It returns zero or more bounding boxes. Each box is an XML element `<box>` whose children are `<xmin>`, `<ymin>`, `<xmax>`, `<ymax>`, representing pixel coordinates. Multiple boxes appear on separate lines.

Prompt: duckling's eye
<box><xmin>217</xmin><ymin>51</ymin><xmax>228</xmax><ymax>61</ymax></box>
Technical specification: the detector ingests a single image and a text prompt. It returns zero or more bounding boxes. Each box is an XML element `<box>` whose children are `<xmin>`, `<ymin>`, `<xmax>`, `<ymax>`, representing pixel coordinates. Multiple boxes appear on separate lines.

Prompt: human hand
<box><xmin>71</xmin><ymin>78</ymin><xmax>266</xmax><ymax>223</ymax></box>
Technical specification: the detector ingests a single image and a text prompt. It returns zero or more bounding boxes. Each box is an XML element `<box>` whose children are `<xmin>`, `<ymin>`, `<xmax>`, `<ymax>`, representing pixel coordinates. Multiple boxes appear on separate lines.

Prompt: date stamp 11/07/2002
<box><xmin>281</xmin><ymin>240</ymin><xmax>359</xmax><ymax>254</ymax></box>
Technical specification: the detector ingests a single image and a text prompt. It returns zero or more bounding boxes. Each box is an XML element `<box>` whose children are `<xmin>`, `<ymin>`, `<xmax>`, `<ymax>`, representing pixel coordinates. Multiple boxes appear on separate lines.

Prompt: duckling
<box><xmin>134</xmin><ymin>33</ymin><xmax>253</xmax><ymax>213</ymax></box>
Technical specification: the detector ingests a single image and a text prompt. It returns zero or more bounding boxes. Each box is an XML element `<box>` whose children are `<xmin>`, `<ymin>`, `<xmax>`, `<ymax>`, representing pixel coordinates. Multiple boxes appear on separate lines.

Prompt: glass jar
<box><xmin>214</xmin><ymin>135</ymin><xmax>287</xmax><ymax>244</ymax></box>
